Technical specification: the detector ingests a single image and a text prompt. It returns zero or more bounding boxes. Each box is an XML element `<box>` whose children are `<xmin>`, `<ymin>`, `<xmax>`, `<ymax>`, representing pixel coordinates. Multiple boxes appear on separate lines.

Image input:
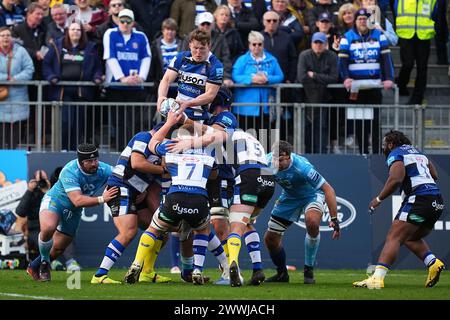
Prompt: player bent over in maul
<box><xmin>124</xmin><ymin>111</ymin><xmax>227</xmax><ymax>284</ymax></box>
<box><xmin>169</xmin><ymin>124</ymin><xmax>275</xmax><ymax>287</ymax></box>
<box><xmin>27</xmin><ymin>144</ymin><xmax>118</xmax><ymax>281</ymax></box>
<box><xmin>91</xmin><ymin>127</ymin><xmax>171</xmax><ymax>284</ymax></box>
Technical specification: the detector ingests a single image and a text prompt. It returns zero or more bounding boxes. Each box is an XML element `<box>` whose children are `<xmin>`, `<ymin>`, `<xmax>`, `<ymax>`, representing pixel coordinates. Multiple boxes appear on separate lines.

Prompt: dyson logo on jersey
<box><xmin>172</xmin><ymin>203</ymin><xmax>199</xmax><ymax>215</ymax></box>
<box><xmin>257</xmin><ymin>176</ymin><xmax>275</xmax><ymax>187</ymax></box>
<box><xmin>179</xmin><ymin>72</ymin><xmax>206</xmax><ymax>85</ymax></box>
<box><xmin>294</xmin><ymin>196</ymin><xmax>356</xmax><ymax>232</ymax></box>
<box><xmin>432</xmin><ymin>200</ymin><xmax>444</xmax><ymax>211</ymax></box>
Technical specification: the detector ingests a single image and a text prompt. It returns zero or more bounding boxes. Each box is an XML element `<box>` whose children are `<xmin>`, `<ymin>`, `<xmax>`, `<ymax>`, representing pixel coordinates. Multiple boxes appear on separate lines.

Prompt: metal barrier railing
<box><xmin>1</xmin><ymin>81</ymin><xmax>449</xmax><ymax>154</ymax></box>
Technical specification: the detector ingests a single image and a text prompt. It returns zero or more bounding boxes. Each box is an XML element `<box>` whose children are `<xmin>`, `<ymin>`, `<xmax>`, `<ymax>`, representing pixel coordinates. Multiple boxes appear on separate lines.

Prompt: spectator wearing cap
<box><xmin>306</xmin><ymin>0</ymin><xmax>339</xmax><ymax>34</ymax></box>
<box><xmin>393</xmin><ymin>0</ymin><xmax>442</xmax><ymax>104</ymax></box>
<box><xmin>128</xmin><ymin>0</ymin><xmax>172</xmax><ymax>42</ymax></box>
<box><xmin>103</xmin><ymin>8</ymin><xmax>151</xmax><ymax>148</ymax></box>
<box><xmin>359</xmin><ymin>0</ymin><xmax>397</xmax><ymax>46</ymax></box>
<box><xmin>213</xmin><ymin>5</ymin><xmax>245</xmax><ymax>64</ymax></box>
<box><xmin>95</xmin><ymin>0</ymin><xmax>146</xmax><ymax>61</ymax></box>
<box><xmin>0</xmin><ymin>0</ymin><xmax>25</xmax><ymax>28</ymax></box>
<box><xmin>338</xmin><ymin>8</ymin><xmax>394</xmax><ymax>154</ymax></box>
<box><xmin>170</xmin><ymin>0</ymin><xmax>217</xmax><ymax>37</ymax></box>
<box><xmin>297</xmin><ymin>31</ymin><xmax>338</xmax><ymax>153</ymax></box>
<box><xmin>224</xmin><ymin>0</ymin><xmax>260</xmax><ymax>46</ymax></box>
<box><xmin>314</xmin><ymin>12</ymin><xmax>340</xmax><ymax>53</ymax></box>
<box><xmin>185</xmin><ymin>11</ymin><xmax>234</xmax><ymax>86</ymax></box>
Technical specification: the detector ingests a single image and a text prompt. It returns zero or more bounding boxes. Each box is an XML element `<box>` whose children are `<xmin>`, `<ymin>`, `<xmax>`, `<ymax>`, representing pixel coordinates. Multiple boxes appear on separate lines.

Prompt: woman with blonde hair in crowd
<box><xmin>332</xmin><ymin>3</ymin><xmax>356</xmax><ymax>51</ymax></box>
<box><xmin>213</xmin><ymin>5</ymin><xmax>245</xmax><ymax>63</ymax></box>
<box><xmin>0</xmin><ymin>26</ymin><xmax>34</xmax><ymax>149</ymax></box>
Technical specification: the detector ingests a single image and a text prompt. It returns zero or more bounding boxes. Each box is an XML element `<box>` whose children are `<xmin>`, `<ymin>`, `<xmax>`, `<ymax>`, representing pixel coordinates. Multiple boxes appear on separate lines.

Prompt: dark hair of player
<box><xmin>384</xmin><ymin>130</ymin><xmax>411</xmax><ymax>148</ymax></box>
<box><xmin>272</xmin><ymin>140</ymin><xmax>293</xmax><ymax>157</ymax></box>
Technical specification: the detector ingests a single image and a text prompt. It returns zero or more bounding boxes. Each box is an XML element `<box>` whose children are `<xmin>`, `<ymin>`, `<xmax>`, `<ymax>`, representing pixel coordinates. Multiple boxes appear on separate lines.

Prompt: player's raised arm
<box><xmin>149</xmin><ymin>110</ymin><xmax>184</xmax><ymax>154</ymax></box>
<box><xmin>157</xmin><ymin>68</ymin><xmax>179</xmax><ymax>111</ymax></box>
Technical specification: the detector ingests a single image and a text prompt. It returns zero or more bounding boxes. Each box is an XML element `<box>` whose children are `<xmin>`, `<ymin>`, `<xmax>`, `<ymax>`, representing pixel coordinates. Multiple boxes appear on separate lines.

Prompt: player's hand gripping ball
<box><xmin>160</xmin><ymin>98</ymin><xmax>181</xmax><ymax>117</ymax></box>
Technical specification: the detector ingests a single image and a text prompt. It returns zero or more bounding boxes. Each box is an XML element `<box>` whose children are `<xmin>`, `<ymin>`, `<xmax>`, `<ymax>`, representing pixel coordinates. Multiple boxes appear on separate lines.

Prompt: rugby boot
<box><xmin>182</xmin><ymin>271</ymin><xmax>210</xmax><ymax>283</ymax></box>
<box><xmin>123</xmin><ymin>262</ymin><xmax>142</xmax><ymax>284</ymax></box>
<box><xmin>90</xmin><ymin>275</ymin><xmax>121</xmax><ymax>284</ymax></box>
<box><xmin>265</xmin><ymin>270</ymin><xmax>289</xmax><ymax>283</ymax></box>
<box><xmin>303</xmin><ymin>265</ymin><xmax>315</xmax><ymax>284</ymax></box>
<box><xmin>353</xmin><ymin>275</ymin><xmax>384</xmax><ymax>289</ymax></box>
<box><xmin>39</xmin><ymin>261</ymin><xmax>51</xmax><ymax>282</ymax></box>
<box><xmin>192</xmin><ymin>269</ymin><xmax>206</xmax><ymax>285</ymax></box>
<box><xmin>26</xmin><ymin>264</ymin><xmax>40</xmax><ymax>281</ymax></box>
<box><xmin>214</xmin><ymin>268</ymin><xmax>230</xmax><ymax>285</ymax></box>
<box><xmin>249</xmin><ymin>269</ymin><xmax>265</xmax><ymax>286</ymax></box>
<box><xmin>229</xmin><ymin>261</ymin><xmax>243</xmax><ymax>287</ymax></box>
<box><xmin>139</xmin><ymin>271</ymin><xmax>172</xmax><ymax>283</ymax></box>
<box><xmin>425</xmin><ymin>258</ymin><xmax>445</xmax><ymax>288</ymax></box>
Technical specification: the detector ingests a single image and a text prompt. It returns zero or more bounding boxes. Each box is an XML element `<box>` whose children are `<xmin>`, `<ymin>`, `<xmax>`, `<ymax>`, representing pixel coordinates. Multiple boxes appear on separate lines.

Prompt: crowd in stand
<box><xmin>1</xmin><ymin>0</ymin><xmax>449</xmax><ymax>153</ymax></box>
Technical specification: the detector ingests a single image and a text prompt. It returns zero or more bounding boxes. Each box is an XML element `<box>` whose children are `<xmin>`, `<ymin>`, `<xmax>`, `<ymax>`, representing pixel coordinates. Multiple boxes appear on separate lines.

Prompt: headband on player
<box><xmin>77</xmin><ymin>143</ymin><xmax>99</xmax><ymax>162</ymax></box>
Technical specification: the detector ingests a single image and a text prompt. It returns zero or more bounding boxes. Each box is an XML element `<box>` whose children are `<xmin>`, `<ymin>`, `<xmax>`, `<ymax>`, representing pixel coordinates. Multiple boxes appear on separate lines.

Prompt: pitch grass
<box><xmin>0</xmin><ymin>268</ymin><xmax>449</xmax><ymax>300</ymax></box>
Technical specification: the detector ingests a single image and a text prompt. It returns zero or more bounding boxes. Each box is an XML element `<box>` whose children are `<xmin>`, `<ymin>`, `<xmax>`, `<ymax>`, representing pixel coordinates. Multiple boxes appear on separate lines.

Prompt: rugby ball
<box><xmin>160</xmin><ymin>98</ymin><xmax>180</xmax><ymax>117</ymax></box>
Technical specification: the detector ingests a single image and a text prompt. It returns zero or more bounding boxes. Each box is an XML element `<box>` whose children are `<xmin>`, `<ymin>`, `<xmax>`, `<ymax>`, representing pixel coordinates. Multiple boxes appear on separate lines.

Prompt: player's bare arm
<box><xmin>157</xmin><ymin>69</ymin><xmax>178</xmax><ymax>111</ymax></box>
<box><xmin>130</xmin><ymin>152</ymin><xmax>165</xmax><ymax>175</ymax></box>
<box><xmin>149</xmin><ymin>111</ymin><xmax>184</xmax><ymax>154</ymax></box>
<box><xmin>428</xmin><ymin>160</ymin><xmax>438</xmax><ymax>180</ymax></box>
<box><xmin>322</xmin><ymin>182</ymin><xmax>340</xmax><ymax>239</ymax></box>
<box><xmin>67</xmin><ymin>187</ymin><xmax>118</xmax><ymax>208</ymax></box>
<box><xmin>369</xmin><ymin>161</ymin><xmax>405</xmax><ymax>211</ymax></box>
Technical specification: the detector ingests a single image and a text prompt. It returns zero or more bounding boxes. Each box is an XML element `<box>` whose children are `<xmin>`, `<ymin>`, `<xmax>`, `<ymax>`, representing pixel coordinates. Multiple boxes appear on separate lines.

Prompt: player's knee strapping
<box><xmin>229</xmin><ymin>211</ymin><xmax>251</xmax><ymax>225</ymax></box>
<box><xmin>267</xmin><ymin>216</ymin><xmax>289</xmax><ymax>235</ymax></box>
<box><xmin>210</xmin><ymin>207</ymin><xmax>229</xmax><ymax>220</ymax></box>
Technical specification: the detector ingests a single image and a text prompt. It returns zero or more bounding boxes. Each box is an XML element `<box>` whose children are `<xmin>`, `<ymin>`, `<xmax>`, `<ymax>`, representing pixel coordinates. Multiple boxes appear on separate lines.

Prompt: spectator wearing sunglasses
<box><xmin>232</xmin><ymin>30</ymin><xmax>284</xmax><ymax>131</ymax></box>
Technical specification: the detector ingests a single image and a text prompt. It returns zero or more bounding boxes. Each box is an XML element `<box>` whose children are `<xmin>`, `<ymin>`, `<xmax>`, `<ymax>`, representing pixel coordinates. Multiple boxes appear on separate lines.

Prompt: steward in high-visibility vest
<box><xmin>395</xmin><ymin>0</ymin><xmax>437</xmax><ymax>40</ymax></box>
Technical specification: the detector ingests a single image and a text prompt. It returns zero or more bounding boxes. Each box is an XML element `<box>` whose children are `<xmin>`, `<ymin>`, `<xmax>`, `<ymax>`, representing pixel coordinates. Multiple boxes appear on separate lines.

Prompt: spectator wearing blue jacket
<box><xmin>43</xmin><ymin>21</ymin><xmax>103</xmax><ymax>150</ymax></box>
<box><xmin>0</xmin><ymin>26</ymin><xmax>34</xmax><ymax>149</ymax></box>
<box><xmin>232</xmin><ymin>30</ymin><xmax>284</xmax><ymax>131</ymax></box>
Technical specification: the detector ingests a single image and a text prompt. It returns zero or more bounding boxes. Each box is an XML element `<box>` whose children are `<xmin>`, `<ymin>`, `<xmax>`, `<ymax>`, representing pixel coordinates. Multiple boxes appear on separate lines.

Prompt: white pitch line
<box><xmin>0</xmin><ymin>292</ymin><xmax>63</xmax><ymax>300</ymax></box>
